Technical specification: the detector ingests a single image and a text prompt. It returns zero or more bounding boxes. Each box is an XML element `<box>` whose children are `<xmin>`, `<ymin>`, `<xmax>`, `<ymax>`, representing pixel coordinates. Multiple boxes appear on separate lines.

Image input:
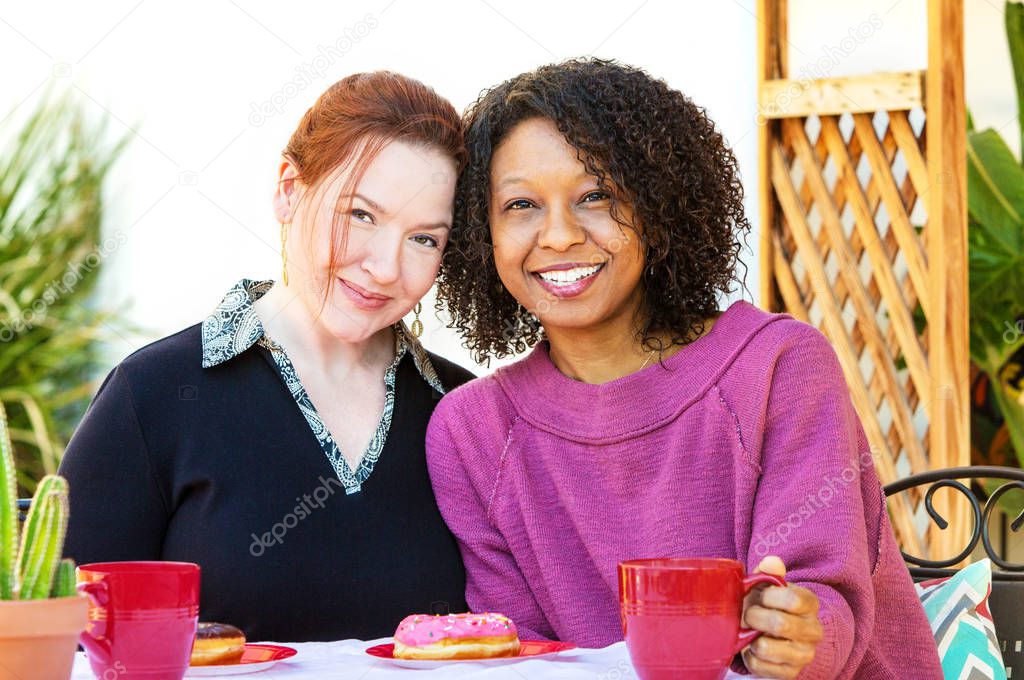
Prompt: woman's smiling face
<box><xmin>276</xmin><ymin>139</ymin><xmax>457</xmax><ymax>343</ymax></box>
<box><xmin>488</xmin><ymin>117</ymin><xmax>646</xmax><ymax>331</ymax></box>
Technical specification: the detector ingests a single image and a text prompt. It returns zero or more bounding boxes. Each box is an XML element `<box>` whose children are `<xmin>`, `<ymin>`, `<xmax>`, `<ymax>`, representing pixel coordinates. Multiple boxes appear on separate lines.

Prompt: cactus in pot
<box><xmin>0</xmin><ymin>400</ymin><xmax>76</xmax><ymax>600</ymax></box>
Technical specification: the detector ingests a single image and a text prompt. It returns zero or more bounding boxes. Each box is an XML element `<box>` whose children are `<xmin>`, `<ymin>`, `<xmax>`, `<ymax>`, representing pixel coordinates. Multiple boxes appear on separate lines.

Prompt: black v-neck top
<box><xmin>59</xmin><ymin>314</ymin><xmax>474</xmax><ymax>642</ymax></box>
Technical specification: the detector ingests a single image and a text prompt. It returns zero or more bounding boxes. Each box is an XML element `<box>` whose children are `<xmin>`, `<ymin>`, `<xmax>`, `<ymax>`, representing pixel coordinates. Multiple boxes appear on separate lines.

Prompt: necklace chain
<box><xmin>554</xmin><ymin>346</ymin><xmax>660</xmax><ymax>381</ymax></box>
<box><xmin>638</xmin><ymin>348</ymin><xmax>658</xmax><ymax>371</ymax></box>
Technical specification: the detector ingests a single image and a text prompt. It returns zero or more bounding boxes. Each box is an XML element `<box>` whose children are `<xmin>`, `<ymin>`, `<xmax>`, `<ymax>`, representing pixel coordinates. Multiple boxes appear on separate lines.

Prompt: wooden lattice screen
<box><xmin>756</xmin><ymin>0</ymin><xmax>969</xmax><ymax>560</ymax></box>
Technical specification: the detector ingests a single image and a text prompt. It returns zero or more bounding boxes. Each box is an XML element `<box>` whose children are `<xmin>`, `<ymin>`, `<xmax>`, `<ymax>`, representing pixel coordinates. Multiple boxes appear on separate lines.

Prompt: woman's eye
<box><xmin>351</xmin><ymin>209</ymin><xmax>375</xmax><ymax>224</ymax></box>
<box><xmin>581</xmin><ymin>191</ymin><xmax>610</xmax><ymax>203</ymax></box>
<box><xmin>505</xmin><ymin>199</ymin><xmax>535</xmax><ymax>211</ymax></box>
<box><xmin>411</xmin><ymin>234</ymin><xmax>439</xmax><ymax>248</ymax></box>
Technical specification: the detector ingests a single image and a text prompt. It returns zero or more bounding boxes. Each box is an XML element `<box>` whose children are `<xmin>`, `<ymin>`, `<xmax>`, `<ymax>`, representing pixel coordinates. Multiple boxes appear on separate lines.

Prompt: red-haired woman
<box><xmin>59</xmin><ymin>72</ymin><xmax>472</xmax><ymax>642</ymax></box>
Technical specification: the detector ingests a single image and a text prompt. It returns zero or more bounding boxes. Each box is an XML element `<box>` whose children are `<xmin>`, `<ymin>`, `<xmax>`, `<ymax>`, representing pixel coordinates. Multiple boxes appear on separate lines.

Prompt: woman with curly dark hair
<box><xmin>426</xmin><ymin>59</ymin><xmax>941</xmax><ymax>679</ymax></box>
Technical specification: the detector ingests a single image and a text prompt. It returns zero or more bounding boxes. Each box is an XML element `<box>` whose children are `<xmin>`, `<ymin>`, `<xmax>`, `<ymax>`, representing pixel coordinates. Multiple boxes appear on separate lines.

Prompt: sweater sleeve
<box><xmin>425</xmin><ymin>400</ymin><xmax>552</xmax><ymax>641</ymax></box>
<box><xmin>744</xmin><ymin>327</ymin><xmax>881</xmax><ymax>680</ymax></box>
<box><xmin>58</xmin><ymin>365</ymin><xmax>171</xmax><ymax>564</ymax></box>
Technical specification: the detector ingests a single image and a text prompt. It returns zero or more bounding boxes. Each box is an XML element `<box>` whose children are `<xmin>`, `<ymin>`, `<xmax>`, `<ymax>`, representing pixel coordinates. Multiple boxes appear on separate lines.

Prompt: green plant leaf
<box><xmin>1006</xmin><ymin>1</ymin><xmax>1024</xmax><ymax>163</ymax></box>
<box><xmin>967</xmin><ymin>130</ymin><xmax>1024</xmax><ymax>376</ymax></box>
<box><xmin>0</xmin><ymin>92</ymin><xmax>130</xmax><ymax>492</ymax></box>
<box><xmin>991</xmin><ymin>378</ymin><xmax>1024</xmax><ymax>469</ymax></box>
<box><xmin>967</xmin><ymin>129</ymin><xmax>1024</xmax><ymax>253</ymax></box>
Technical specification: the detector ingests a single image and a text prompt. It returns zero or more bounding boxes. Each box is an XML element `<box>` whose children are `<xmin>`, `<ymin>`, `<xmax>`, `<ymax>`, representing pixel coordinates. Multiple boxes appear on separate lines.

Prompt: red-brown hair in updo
<box><xmin>282</xmin><ymin>71</ymin><xmax>465</xmax><ymax>312</ymax></box>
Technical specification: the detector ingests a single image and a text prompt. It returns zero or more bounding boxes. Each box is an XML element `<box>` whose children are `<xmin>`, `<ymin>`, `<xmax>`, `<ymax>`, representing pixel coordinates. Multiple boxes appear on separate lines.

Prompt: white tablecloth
<box><xmin>71</xmin><ymin>639</ymin><xmax>751</xmax><ymax>679</ymax></box>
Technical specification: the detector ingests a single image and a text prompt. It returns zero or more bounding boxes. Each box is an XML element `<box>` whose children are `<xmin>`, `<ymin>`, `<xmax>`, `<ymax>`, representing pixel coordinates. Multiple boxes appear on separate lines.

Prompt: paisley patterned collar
<box><xmin>200</xmin><ymin>278</ymin><xmax>447</xmax><ymax>494</ymax></box>
<box><xmin>200</xmin><ymin>278</ymin><xmax>445</xmax><ymax>395</ymax></box>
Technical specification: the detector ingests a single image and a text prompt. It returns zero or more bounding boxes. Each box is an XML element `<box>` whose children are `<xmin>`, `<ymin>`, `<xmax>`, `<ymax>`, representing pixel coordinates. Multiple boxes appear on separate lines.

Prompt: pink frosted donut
<box><xmin>393</xmin><ymin>613</ymin><xmax>520</xmax><ymax>660</ymax></box>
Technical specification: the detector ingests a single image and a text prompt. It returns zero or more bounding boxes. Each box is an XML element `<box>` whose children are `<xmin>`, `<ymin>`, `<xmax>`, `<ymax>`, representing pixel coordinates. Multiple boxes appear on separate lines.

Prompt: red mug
<box><xmin>618</xmin><ymin>557</ymin><xmax>786</xmax><ymax>680</ymax></box>
<box><xmin>77</xmin><ymin>561</ymin><xmax>200</xmax><ymax>680</ymax></box>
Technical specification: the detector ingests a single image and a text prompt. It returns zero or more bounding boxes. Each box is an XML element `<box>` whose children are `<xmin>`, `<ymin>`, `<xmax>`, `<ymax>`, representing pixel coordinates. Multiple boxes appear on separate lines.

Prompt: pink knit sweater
<box><xmin>425</xmin><ymin>301</ymin><xmax>941</xmax><ymax>679</ymax></box>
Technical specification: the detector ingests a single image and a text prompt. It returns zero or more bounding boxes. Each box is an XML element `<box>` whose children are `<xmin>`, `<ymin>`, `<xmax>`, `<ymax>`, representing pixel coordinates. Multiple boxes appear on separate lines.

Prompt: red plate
<box><xmin>366</xmin><ymin>640</ymin><xmax>577</xmax><ymax>669</ymax></box>
<box><xmin>186</xmin><ymin>644</ymin><xmax>298</xmax><ymax>676</ymax></box>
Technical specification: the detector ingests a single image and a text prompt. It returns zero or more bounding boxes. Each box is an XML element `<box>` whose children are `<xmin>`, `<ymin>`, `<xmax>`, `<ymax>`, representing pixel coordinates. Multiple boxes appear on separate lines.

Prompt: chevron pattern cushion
<box><xmin>915</xmin><ymin>559</ymin><xmax>1007</xmax><ymax>680</ymax></box>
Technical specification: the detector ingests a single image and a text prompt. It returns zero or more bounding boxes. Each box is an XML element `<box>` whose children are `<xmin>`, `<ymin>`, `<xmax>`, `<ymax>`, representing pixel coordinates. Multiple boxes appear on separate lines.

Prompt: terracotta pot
<box><xmin>0</xmin><ymin>595</ymin><xmax>89</xmax><ymax>680</ymax></box>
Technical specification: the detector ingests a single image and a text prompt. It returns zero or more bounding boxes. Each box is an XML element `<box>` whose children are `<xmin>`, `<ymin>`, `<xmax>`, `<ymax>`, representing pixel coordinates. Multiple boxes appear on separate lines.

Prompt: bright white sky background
<box><xmin>0</xmin><ymin>0</ymin><xmax>1013</xmax><ymax>374</ymax></box>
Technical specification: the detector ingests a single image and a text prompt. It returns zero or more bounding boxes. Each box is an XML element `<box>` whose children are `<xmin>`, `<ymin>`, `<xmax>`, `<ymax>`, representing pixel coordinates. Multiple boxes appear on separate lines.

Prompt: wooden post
<box><xmin>925</xmin><ymin>0</ymin><xmax>969</xmax><ymax>560</ymax></box>
<box><xmin>757</xmin><ymin>0</ymin><xmax>786</xmax><ymax>310</ymax></box>
<box><xmin>757</xmin><ymin>0</ymin><xmax>969</xmax><ymax>562</ymax></box>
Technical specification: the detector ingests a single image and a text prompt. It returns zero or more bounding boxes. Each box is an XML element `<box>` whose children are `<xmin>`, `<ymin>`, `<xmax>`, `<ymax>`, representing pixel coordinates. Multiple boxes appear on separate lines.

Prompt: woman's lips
<box><xmin>338</xmin><ymin>278</ymin><xmax>391</xmax><ymax>310</ymax></box>
<box><xmin>532</xmin><ymin>263</ymin><xmax>605</xmax><ymax>299</ymax></box>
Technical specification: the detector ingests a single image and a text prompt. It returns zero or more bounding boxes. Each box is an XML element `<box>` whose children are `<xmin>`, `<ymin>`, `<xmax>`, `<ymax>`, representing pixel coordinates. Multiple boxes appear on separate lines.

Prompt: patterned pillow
<box><xmin>914</xmin><ymin>559</ymin><xmax>1007</xmax><ymax>680</ymax></box>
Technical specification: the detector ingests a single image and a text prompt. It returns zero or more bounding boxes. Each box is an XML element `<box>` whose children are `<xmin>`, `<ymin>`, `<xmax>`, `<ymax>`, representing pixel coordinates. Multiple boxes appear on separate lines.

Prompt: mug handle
<box><xmin>733</xmin><ymin>571</ymin><xmax>787</xmax><ymax>656</ymax></box>
<box><xmin>77</xmin><ymin>580</ymin><xmax>113</xmax><ymax>659</ymax></box>
<box><xmin>77</xmin><ymin>580</ymin><xmax>109</xmax><ymax>607</ymax></box>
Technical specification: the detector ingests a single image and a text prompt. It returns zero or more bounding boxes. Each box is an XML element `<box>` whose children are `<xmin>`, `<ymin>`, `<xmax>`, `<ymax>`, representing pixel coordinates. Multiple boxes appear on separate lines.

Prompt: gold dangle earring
<box><xmin>411</xmin><ymin>302</ymin><xmax>424</xmax><ymax>338</ymax></box>
<box><xmin>279</xmin><ymin>222</ymin><xmax>289</xmax><ymax>286</ymax></box>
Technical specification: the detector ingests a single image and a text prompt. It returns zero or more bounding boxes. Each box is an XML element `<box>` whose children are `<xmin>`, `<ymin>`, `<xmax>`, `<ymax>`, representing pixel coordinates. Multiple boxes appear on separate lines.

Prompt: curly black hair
<box><xmin>437</xmin><ymin>58</ymin><xmax>750</xmax><ymax>363</ymax></box>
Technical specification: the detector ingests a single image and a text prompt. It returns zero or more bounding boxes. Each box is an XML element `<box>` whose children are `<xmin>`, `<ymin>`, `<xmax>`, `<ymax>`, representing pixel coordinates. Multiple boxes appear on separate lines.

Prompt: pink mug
<box><xmin>619</xmin><ymin>557</ymin><xmax>786</xmax><ymax>680</ymax></box>
<box><xmin>77</xmin><ymin>561</ymin><xmax>200</xmax><ymax>680</ymax></box>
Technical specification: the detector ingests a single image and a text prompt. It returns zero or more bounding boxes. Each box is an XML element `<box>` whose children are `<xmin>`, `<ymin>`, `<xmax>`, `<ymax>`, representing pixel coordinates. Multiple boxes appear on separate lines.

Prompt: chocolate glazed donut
<box><xmin>190</xmin><ymin>622</ymin><xmax>246</xmax><ymax>666</ymax></box>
